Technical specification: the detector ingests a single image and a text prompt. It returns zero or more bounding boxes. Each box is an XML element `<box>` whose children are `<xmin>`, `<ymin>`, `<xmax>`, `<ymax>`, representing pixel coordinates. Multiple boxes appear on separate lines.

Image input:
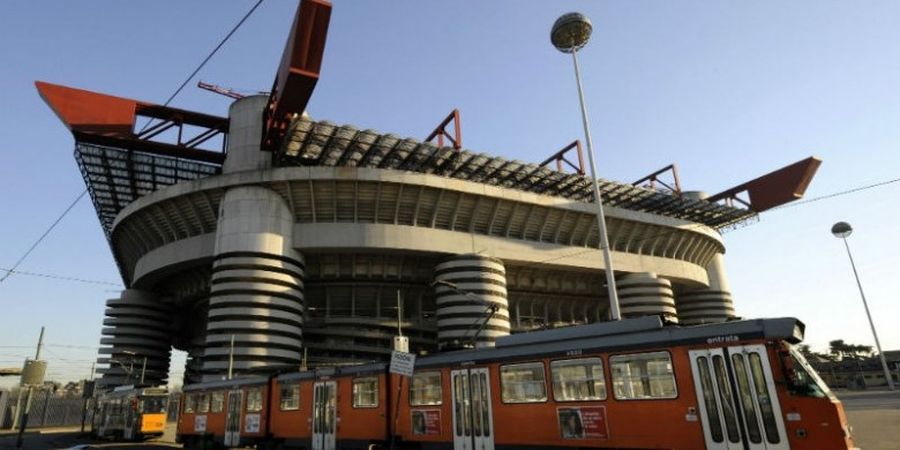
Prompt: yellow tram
<box><xmin>92</xmin><ymin>385</ymin><xmax>168</xmax><ymax>441</ymax></box>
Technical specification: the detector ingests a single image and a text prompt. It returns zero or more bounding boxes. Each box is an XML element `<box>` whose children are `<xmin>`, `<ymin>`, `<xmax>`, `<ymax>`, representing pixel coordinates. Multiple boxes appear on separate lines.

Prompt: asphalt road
<box><xmin>0</xmin><ymin>424</ymin><xmax>179</xmax><ymax>450</ymax></box>
<box><xmin>839</xmin><ymin>389</ymin><xmax>900</xmax><ymax>450</ymax></box>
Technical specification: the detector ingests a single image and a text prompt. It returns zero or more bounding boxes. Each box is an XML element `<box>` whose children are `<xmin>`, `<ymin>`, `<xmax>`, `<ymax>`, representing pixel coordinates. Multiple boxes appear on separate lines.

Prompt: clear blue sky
<box><xmin>2</xmin><ymin>1</ymin><xmax>899</xmax><ymax>386</ymax></box>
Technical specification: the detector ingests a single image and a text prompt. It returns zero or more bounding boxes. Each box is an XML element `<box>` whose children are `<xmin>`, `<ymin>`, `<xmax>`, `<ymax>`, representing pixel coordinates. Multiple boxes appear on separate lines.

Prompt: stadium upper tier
<box><xmin>76</xmin><ymin>116</ymin><xmax>755</xmax><ymax>240</ymax></box>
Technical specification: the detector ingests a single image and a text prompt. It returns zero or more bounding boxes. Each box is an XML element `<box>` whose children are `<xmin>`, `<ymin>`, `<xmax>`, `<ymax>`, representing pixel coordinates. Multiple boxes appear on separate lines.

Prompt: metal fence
<box><xmin>1</xmin><ymin>390</ymin><xmax>92</xmax><ymax>430</ymax></box>
<box><xmin>0</xmin><ymin>389</ymin><xmax>181</xmax><ymax>430</ymax></box>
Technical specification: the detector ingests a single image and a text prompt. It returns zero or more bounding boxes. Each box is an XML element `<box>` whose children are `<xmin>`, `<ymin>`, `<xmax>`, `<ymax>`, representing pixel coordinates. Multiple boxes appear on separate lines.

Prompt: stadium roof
<box><xmin>70</xmin><ymin>116</ymin><xmax>756</xmax><ymax>237</ymax></box>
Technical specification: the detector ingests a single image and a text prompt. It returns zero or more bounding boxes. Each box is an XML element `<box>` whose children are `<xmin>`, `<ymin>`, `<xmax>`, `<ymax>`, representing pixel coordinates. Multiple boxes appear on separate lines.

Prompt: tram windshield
<box><xmin>140</xmin><ymin>396</ymin><xmax>168</xmax><ymax>414</ymax></box>
<box><xmin>788</xmin><ymin>347</ymin><xmax>834</xmax><ymax>399</ymax></box>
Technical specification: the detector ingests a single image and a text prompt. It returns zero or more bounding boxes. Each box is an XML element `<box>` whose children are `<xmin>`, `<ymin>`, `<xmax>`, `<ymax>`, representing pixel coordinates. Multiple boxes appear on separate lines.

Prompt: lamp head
<box><xmin>551</xmin><ymin>12</ymin><xmax>592</xmax><ymax>53</ymax></box>
<box><xmin>831</xmin><ymin>221</ymin><xmax>853</xmax><ymax>238</ymax></box>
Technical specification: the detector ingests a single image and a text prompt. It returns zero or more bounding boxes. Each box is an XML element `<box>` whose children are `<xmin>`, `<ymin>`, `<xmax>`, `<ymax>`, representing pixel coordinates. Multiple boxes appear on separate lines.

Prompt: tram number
<box><xmin>565</xmin><ymin>349</ymin><xmax>583</xmax><ymax>357</ymax></box>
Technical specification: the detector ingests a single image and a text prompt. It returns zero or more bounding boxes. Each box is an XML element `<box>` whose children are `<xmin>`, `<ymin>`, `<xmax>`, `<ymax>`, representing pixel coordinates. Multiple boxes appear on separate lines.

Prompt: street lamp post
<box><xmin>831</xmin><ymin>221</ymin><xmax>895</xmax><ymax>391</ymax></box>
<box><xmin>551</xmin><ymin>12</ymin><xmax>621</xmax><ymax>320</ymax></box>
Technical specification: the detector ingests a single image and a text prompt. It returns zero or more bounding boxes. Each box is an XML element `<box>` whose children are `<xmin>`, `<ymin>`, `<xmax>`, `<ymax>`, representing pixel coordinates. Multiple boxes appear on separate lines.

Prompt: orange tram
<box><xmin>177</xmin><ymin>316</ymin><xmax>856</xmax><ymax>450</ymax></box>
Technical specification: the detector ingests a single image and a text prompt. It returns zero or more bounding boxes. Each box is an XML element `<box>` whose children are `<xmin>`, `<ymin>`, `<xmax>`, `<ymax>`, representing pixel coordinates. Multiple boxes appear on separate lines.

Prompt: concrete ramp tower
<box><xmin>433</xmin><ymin>255</ymin><xmax>510</xmax><ymax>349</ymax></box>
<box><xmin>201</xmin><ymin>96</ymin><xmax>306</xmax><ymax>380</ymax></box>
<box><xmin>617</xmin><ymin>273</ymin><xmax>678</xmax><ymax>323</ymax></box>
<box><xmin>96</xmin><ymin>289</ymin><xmax>171</xmax><ymax>388</ymax></box>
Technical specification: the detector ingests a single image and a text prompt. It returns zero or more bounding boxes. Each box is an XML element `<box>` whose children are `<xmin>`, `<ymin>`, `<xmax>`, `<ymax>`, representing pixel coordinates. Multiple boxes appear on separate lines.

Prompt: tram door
<box><xmin>123</xmin><ymin>400</ymin><xmax>135</xmax><ymax>440</ymax></box>
<box><xmin>312</xmin><ymin>381</ymin><xmax>337</xmax><ymax>450</ymax></box>
<box><xmin>450</xmin><ymin>368</ymin><xmax>494</xmax><ymax>450</ymax></box>
<box><xmin>689</xmin><ymin>345</ymin><xmax>789</xmax><ymax>450</ymax></box>
<box><xmin>224</xmin><ymin>390</ymin><xmax>243</xmax><ymax>447</ymax></box>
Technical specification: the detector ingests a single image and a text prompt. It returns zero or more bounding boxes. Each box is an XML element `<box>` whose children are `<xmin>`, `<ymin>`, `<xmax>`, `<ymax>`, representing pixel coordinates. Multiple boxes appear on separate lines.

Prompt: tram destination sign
<box><xmin>389</xmin><ymin>350</ymin><xmax>416</xmax><ymax>377</ymax></box>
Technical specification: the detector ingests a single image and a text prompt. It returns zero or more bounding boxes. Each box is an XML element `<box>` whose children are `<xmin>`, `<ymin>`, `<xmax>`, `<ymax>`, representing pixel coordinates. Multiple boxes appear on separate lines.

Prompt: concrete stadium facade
<box><xmin>92</xmin><ymin>96</ymin><xmax>742</xmax><ymax>387</ymax></box>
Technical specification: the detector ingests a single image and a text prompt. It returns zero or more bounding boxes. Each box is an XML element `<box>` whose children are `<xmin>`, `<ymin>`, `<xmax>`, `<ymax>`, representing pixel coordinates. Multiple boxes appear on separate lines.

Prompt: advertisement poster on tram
<box><xmin>411</xmin><ymin>409</ymin><xmax>441</xmax><ymax>436</ymax></box>
<box><xmin>245</xmin><ymin>413</ymin><xmax>261</xmax><ymax>433</ymax></box>
<box><xmin>194</xmin><ymin>415</ymin><xmax>207</xmax><ymax>432</ymax></box>
<box><xmin>558</xmin><ymin>406</ymin><xmax>608</xmax><ymax>439</ymax></box>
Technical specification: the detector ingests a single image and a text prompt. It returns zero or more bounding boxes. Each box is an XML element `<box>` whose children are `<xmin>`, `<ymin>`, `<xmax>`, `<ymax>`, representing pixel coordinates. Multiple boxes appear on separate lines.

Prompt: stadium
<box><xmin>36</xmin><ymin>1</ymin><xmax>819</xmax><ymax>388</ymax></box>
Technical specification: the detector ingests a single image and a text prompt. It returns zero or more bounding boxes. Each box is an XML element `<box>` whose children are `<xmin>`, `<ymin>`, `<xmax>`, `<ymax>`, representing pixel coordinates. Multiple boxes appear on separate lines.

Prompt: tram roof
<box><xmin>416</xmin><ymin>317</ymin><xmax>805</xmax><ymax>368</ymax></box>
<box><xmin>182</xmin><ymin>375</ymin><xmax>269</xmax><ymax>393</ymax></box>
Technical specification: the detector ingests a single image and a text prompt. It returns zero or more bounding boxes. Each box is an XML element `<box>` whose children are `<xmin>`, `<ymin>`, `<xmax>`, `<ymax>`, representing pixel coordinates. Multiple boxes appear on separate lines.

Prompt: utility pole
<box><xmin>227</xmin><ymin>335</ymin><xmax>235</xmax><ymax>380</ymax></box>
<box><xmin>16</xmin><ymin>327</ymin><xmax>45</xmax><ymax>450</ymax></box>
<box><xmin>81</xmin><ymin>362</ymin><xmax>95</xmax><ymax>433</ymax></box>
<box><xmin>396</xmin><ymin>289</ymin><xmax>403</xmax><ymax>337</ymax></box>
<box><xmin>34</xmin><ymin>328</ymin><xmax>44</xmax><ymax>361</ymax></box>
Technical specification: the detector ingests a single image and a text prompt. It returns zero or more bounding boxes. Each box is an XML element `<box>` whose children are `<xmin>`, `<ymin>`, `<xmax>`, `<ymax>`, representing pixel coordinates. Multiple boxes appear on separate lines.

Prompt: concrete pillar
<box><xmin>222</xmin><ymin>95</ymin><xmax>271</xmax><ymax>174</ymax></box>
<box><xmin>96</xmin><ymin>289</ymin><xmax>171</xmax><ymax>389</ymax></box>
<box><xmin>200</xmin><ymin>95</ymin><xmax>305</xmax><ymax>380</ymax></box>
<box><xmin>617</xmin><ymin>272</ymin><xmax>678</xmax><ymax>323</ymax></box>
<box><xmin>433</xmin><ymin>255</ymin><xmax>510</xmax><ymax>349</ymax></box>
<box><xmin>676</xmin><ymin>253</ymin><xmax>736</xmax><ymax>325</ymax></box>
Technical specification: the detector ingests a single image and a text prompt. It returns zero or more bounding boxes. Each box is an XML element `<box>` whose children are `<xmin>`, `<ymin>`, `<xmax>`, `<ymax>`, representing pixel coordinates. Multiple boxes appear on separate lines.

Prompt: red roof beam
<box><xmin>707</xmin><ymin>156</ymin><xmax>822</xmax><ymax>212</ymax></box>
<box><xmin>263</xmin><ymin>0</ymin><xmax>332</xmax><ymax>151</ymax></box>
<box><xmin>36</xmin><ymin>81</ymin><xmax>228</xmax><ymax>163</ymax></box>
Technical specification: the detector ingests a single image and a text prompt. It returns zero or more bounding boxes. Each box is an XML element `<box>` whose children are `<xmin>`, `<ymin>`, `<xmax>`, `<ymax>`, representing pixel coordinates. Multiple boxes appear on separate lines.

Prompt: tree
<box><xmin>799</xmin><ymin>344</ymin><xmax>835</xmax><ymax>362</ymax></box>
<box><xmin>829</xmin><ymin>340</ymin><xmax>873</xmax><ymax>360</ymax></box>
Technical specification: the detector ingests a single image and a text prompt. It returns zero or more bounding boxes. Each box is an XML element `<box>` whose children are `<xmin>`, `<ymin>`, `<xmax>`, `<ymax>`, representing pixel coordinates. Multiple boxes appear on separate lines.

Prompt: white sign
<box><xmin>194</xmin><ymin>415</ymin><xmax>207</xmax><ymax>432</ymax></box>
<box><xmin>245</xmin><ymin>413</ymin><xmax>261</xmax><ymax>433</ymax></box>
<box><xmin>389</xmin><ymin>350</ymin><xmax>416</xmax><ymax>377</ymax></box>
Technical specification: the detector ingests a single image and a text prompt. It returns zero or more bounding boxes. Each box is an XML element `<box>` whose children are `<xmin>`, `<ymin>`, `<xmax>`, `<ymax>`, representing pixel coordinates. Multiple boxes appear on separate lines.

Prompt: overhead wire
<box><xmin>768</xmin><ymin>176</ymin><xmax>900</xmax><ymax>211</ymax></box>
<box><xmin>533</xmin><ymin>174</ymin><xmax>900</xmax><ymax>266</ymax></box>
<box><xmin>138</xmin><ymin>0</ymin><xmax>265</xmax><ymax>133</ymax></box>
<box><xmin>0</xmin><ymin>189</ymin><xmax>88</xmax><ymax>284</ymax></box>
<box><xmin>0</xmin><ymin>267</ymin><xmax>122</xmax><ymax>287</ymax></box>
<box><xmin>3</xmin><ymin>2</ymin><xmax>266</xmax><ymax>287</ymax></box>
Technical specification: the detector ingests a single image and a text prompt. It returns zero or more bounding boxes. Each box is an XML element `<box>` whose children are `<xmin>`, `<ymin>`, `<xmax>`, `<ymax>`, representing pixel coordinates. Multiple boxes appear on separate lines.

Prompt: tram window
<box><xmin>246</xmin><ymin>387</ymin><xmax>264</xmax><ymax>412</ymax></box>
<box><xmin>610</xmin><ymin>351</ymin><xmax>677</xmax><ymax>400</ymax></box>
<box><xmin>352</xmin><ymin>377</ymin><xmax>379</xmax><ymax>408</ymax></box>
<box><xmin>410</xmin><ymin>371</ymin><xmax>443</xmax><ymax>406</ymax></box>
<box><xmin>453</xmin><ymin>374</ymin><xmax>468</xmax><ymax>436</ymax></box>
<box><xmin>731</xmin><ymin>354</ymin><xmax>763</xmax><ymax>443</ymax></box>
<box><xmin>211</xmin><ymin>391</ymin><xmax>225</xmax><ymax>413</ymax></box>
<box><xmin>696</xmin><ymin>357</ymin><xmax>724</xmax><ymax>443</ymax></box>
<box><xmin>787</xmin><ymin>348</ymin><xmax>829</xmax><ymax>398</ymax></box>
<box><xmin>142</xmin><ymin>396</ymin><xmax>167</xmax><ymax>414</ymax></box>
<box><xmin>184</xmin><ymin>393</ymin><xmax>196</xmax><ymax>413</ymax></box>
<box><xmin>500</xmin><ymin>362</ymin><xmax>547</xmax><ymax>403</ymax></box>
<box><xmin>198</xmin><ymin>392</ymin><xmax>211</xmax><ymax>413</ymax></box>
<box><xmin>749</xmin><ymin>353</ymin><xmax>781</xmax><ymax>444</ymax></box>
<box><xmin>712</xmin><ymin>356</ymin><xmax>741</xmax><ymax>443</ymax></box>
<box><xmin>280</xmin><ymin>382</ymin><xmax>301</xmax><ymax>410</ymax></box>
<box><xmin>551</xmin><ymin>358</ymin><xmax>607</xmax><ymax>401</ymax></box>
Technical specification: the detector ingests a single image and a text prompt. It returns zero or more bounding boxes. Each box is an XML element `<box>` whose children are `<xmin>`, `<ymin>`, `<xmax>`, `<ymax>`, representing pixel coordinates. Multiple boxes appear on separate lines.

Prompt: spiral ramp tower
<box><xmin>617</xmin><ymin>273</ymin><xmax>678</xmax><ymax>323</ymax></box>
<box><xmin>96</xmin><ymin>290</ymin><xmax>172</xmax><ymax>389</ymax></box>
<box><xmin>433</xmin><ymin>255</ymin><xmax>510</xmax><ymax>349</ymax></box>
<box><xmin>675</xmin><ymin>254</ymin><xmax>737</xmax><ymax>325</ymax></box>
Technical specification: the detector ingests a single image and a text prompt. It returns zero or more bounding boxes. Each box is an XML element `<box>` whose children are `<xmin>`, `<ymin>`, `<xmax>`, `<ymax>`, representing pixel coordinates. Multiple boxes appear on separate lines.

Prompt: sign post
<box><xmin>389</xmin><ymin>351</ymin><xmax>415</xmax><ymax>378</ymax></box>
<box><xmin>388</xmin><ymin>350</ymin><xmax>416</xmax><ymax>450</ymax></box>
